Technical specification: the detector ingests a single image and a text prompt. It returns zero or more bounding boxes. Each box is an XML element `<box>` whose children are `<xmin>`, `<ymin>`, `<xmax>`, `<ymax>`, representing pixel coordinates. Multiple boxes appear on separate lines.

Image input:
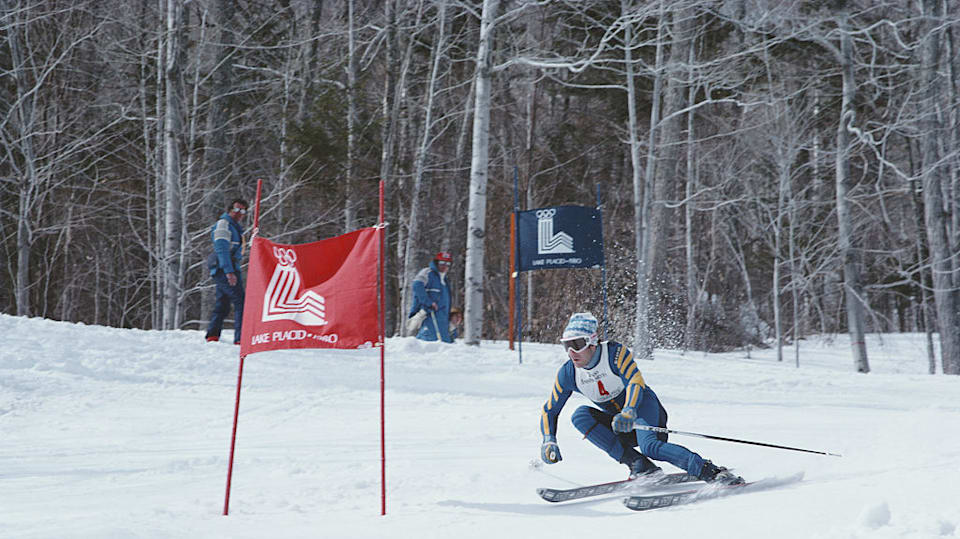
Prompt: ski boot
<box><xmin>627</xmin><ymin>455</ymin><xmax>662</xmax><ymax>480</ymax></box>
<box><xmin>698</xmin><ymin>461</ymin><xmax>745</xmax><ymax>485</ymax></box>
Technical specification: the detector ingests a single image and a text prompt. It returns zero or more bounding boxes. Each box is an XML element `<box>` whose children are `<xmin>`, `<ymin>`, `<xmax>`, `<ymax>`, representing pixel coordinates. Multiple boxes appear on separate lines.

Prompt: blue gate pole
<box><xmin>597</xmin><ymin>184</ymin><xmax>608</xmax><ymax>341</ymax></box>
<box><xmin>514</xmin><ymin>166</ymin><xmax>523</xmax><ymax>365</ymax></box>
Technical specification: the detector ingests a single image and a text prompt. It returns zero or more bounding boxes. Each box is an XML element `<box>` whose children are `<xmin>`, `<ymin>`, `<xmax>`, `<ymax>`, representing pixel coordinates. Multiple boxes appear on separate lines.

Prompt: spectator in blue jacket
<box><xmin>407</xmin><ymin>251</ymin><xmax>454</xmax><ymax>342</ymax></box>
<box><xmin>205</xmin><ymin>199</ymin><xmax>247</xmax><ymax>344</ymax></box>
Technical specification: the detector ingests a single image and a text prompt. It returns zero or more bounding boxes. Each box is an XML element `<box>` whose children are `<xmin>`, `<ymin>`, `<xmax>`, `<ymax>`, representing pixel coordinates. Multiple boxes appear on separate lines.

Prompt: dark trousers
<box><xmin>573</xmin><ymin>388</ymin><xmax>706</xmax><ymax>476</ymax></box>
<box><xmin>572</xmin><ymin>405</ymin><xmax>665</xmax><ymax>472</ymax></box>
<box><xmin>206</xmin><ymin>270</ymin><xmax>244</xmax><ymax>343</ymax></box>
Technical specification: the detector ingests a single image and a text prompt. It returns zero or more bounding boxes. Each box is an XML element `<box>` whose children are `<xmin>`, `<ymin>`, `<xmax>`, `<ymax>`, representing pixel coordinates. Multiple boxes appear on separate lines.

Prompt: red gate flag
<box><xmin>223</xmin><ymin>180</ymin><xmax>388</xmax><ymax>517</ymax></box>
<box><xmin>239</xmin><ymin>227</ymin><xmax>379</xmax><ymax>354</ymax></box>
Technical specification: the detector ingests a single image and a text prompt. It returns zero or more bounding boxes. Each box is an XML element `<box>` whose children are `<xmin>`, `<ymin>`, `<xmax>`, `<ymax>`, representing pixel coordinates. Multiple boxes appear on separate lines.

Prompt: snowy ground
<box><xmin>1</xmin><ymin>313</ymin><xmax>959</xmax><ymax>539</ymax></box>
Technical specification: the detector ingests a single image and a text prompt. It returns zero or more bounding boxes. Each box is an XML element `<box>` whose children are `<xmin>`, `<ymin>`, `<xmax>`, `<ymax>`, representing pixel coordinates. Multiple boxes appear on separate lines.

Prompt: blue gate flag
<box><xmin>516</xmin><ymin>205</ymin><xmax>604</xmax><ymax>272</ymax></box>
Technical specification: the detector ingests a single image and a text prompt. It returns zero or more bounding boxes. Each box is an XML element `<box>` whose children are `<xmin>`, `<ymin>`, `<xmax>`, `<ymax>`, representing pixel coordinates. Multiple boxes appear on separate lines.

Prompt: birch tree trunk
<box><xmin>919</xmin><ymin>0</ymin><xmax>960</xmax><ymax>375</ymax></box>
<box><xmin>632</xmin><ymin>0</ymin><xmax>665</xmax><ymax>358</ymax></box>
<box><xmin>788</xmin><ymin>175</ymin><xmax>801</xmax><ymax>368</ymax></box>
<box><xmin>7</xmin><ymin>4</ymin><xmax>36</xmax><ymax>317</ymax></box>
<box><xmin>523</xmin><ymin>26</ymin><xmax>539</xmax><ymax>334</ymax></box>
<box><xmin>647</xmin><ymin>3</ymin><xmax>694</xmax><ymax>344</ymax></box>
<box><xmin>379</xmin><ymin>0</ymin><xmax>399</xmax><ymax>336</ymax></box>
<box><xmin>463</xmin><ymin>0</ymin><xmax>499</xmax><ymax>345</ymax></box>
<box><xmin>946</xmin><ymin>2</ymin><xmax>960</xmax><ymax>269</ymax></box>
<box><xmin>773</xmin><ymin>156</ymin><xmax>786</xmax><ymax>363</ymax></box>
<box><xmin>151</xmin><ymin>0</ymin><xmax>165</xmax><ymax>329</ymax></box>
<box><xmin>835</xmin><ymin>16</ymin><xmax>870</xmax><ymax>373</ymax></box>
<box><xmin>911</xmin><ymin>180</ymin><xmax>938</xmax><ymax>374</ymax></box>
<box><xmin>344</xmin><ymin>0</ymin><xmax>359</xmax><ymax>232</ymax></box>
<box><xmin>161</xmin><ymin>0</ymin><xmax>184</xmax><ymax>329</ymax></box>
<box><xmin>683</xmin><ymin>45</ymin><xmax>698</xmax><ymax>353</ymax></box>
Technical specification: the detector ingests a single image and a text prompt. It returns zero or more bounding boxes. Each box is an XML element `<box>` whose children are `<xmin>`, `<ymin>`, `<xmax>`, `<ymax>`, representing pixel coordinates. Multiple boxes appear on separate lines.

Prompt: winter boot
<box><xmin>698</xmin><ymin>461</ymin><xmax>745</xmax><ymax>485</ymax></box>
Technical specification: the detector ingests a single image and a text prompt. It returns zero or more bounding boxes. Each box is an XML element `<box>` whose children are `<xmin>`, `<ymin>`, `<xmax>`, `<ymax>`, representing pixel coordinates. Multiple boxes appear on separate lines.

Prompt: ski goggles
<box><xmin>561</xmin><ymin>337</ymin><xmax>591</xmax><ymax>353</ymax></box>
<box><xmin>232</xmin><ymin>207</ymin><xmax>247</xmax><ymax>214</ymax></box>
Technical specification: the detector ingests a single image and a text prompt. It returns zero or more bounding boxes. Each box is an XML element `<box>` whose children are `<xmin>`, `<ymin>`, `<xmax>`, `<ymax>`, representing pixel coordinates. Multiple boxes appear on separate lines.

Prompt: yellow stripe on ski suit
<box><xmin>619</xmin><ymin>347</ymin><xmax>646</xmax><ymax>410</ymax></box>
<box><xmin>541</xmin><ymin>374</ymin><xmax>565</xmax><ymax>436</ymax></box>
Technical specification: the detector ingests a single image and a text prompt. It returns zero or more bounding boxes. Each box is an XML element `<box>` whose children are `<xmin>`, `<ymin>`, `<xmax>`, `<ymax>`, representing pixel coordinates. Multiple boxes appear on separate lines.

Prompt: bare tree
<box><xmin>378</xmin><ymin>0</ymin><xmax>401</xmax><ymax>337</ymax></box>
<box><xmin>463</xmin><ymin>0</ymin><xmax>499</xmax><ymax>345</ymax></box>
<box><xmin>918</xmin><ymin>0</ymin><xmax>960</xmax><ymax>374</ymax></box>
<box><xmin>1</xmin><ymin>1</ymin><xmax>108</xmax><ymax>317</ymax></box>
<box><xmin>833</xmin><ymin>14</ymin><xmax>870</xmax><ymax>373</ymax></box>
<box><xmin>160</xmin><ymin>0</ymin><xmax>185</xmax><ymax>329</ymax></box>
<box><xmin>400</xmin><ymin>0</ymin><xmax>451</xmax><ymax>336</ymax></box>
<box><xmin>629</xmin><ymin>0</ymin><xmax>662</xmax><ymax>358</ymax></box>
<box><xmin>344</xmin><ymin>0</ymin><xmax>359</xmax><ymax>232</ymax></box>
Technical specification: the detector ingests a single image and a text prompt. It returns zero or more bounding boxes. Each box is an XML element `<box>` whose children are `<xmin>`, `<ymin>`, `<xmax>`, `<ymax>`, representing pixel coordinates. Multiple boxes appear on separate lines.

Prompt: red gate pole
<box><xmin>223</xmin><ymin>354</ymin><xmax>245</xmax><ymax>516</ymax></box>
<box><xmin>223</xmin><ymin>179</ymin><xmax>263</xmax><ymax>516</ymax></box>
<box><xmin>378</xmin><ymin>180</ymin><xmax>387</xmax><ymax>516</ymax></box>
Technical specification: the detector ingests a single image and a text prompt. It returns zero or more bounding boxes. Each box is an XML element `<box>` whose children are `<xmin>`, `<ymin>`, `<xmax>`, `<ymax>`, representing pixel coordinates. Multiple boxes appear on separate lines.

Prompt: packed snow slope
<box><xmin>1</xmin><ymin>313</ymin><xmax>959</xmax><ymax>539</ymax></box>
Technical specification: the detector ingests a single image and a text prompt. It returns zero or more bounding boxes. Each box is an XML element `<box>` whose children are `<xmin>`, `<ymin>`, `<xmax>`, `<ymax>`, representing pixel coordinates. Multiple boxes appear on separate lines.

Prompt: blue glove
<box><xmin>540</xmin><ymin>435</ymin><xmax>562</xmax><ymax>464</ymax></box>
<box><xmin>611</xmin><ymin>408</ymin><xmax>637</xmax><ymax>433</ymax></box>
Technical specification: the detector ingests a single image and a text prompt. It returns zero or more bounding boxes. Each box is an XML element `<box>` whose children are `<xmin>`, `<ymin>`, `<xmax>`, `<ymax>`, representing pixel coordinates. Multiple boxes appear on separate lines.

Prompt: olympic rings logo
<box><xmin>536</xmin><ymin>209</ymin><xmax>557</xmax><ymax>219</ymax></box>
<box><xmin>273</xmin><ymin>246</ymin><xmax>298</xmax><ymax>266</ymax></box>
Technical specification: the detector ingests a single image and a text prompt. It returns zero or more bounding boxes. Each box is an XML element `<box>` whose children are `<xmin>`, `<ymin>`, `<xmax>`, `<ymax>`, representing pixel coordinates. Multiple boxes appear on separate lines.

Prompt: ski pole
<box><xmin>430</xmin><ymin>311</ymin><xmax>442</xmax><ymax>340</ymax></box>
<box><xmin>633</xmin><ymin>423</ymin><xmax>842</xmax><ymax>457</ymax></box>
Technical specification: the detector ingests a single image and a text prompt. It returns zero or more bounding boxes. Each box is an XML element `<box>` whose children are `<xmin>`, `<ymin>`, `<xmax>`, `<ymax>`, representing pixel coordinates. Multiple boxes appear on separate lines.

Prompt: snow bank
<box><xmin>1</xmin><ymin>314</ymin><xmax>958</xmax><ymax>539</ymax></box>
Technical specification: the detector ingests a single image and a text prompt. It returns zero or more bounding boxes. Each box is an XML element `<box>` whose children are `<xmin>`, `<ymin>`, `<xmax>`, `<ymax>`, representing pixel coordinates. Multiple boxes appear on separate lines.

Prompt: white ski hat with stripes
<box><xmin>561</xmin><ymin>312</ymin><xmax>598</xmax><ymax>344</ymax></box>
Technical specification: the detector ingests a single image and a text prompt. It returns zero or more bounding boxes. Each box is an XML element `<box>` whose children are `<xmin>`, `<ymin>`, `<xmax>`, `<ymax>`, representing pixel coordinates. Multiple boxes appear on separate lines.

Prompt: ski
<box><xmin>537</xmin><ymin>472</ymin><xmax>700</xmax><ymax>503</ymax></box>
<box><xmin>622</xmin><ymin>472</ymin><xmax>805</xmax><ymax>511</ymax></box>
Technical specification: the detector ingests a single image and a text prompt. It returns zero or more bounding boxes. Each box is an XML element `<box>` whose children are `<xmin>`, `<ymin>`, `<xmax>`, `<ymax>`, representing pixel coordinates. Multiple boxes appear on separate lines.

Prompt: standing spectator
<box><xmin>205</xmin><ymin>199</ymin><xmax>248</xmax><ymax>344</ymax></box>
<box><xmin>407</xmin><ymin>251</ymin><xmax>454</xmax><ymax>342</ymax></box>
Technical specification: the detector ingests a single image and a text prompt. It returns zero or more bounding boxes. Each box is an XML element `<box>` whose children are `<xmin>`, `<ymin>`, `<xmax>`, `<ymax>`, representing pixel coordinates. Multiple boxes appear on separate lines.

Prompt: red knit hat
<box><xmin>434</xmin><ymin>251</ymin><xmax>453</xmax><ymax>264</ymax></box>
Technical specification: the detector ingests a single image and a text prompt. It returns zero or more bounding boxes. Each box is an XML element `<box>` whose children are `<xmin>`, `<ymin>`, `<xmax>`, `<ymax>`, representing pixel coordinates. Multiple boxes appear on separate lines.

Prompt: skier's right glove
<box><xmin>611</xmin><ymin>408</ymin><xmax>637</xmax><ymax>433</ymax></box>
<box><xmin>540</xmin><ymin>435</ymin><xmax>562</xmax><ymax>464</ymax></box>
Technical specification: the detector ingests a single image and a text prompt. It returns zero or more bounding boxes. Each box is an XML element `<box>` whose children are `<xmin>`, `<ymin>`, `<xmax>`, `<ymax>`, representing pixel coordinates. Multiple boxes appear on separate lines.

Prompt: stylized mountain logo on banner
<box><xmin>536</xmin><ymin>208</ymin><xmax>574</xmax><ymax>254</ymax></box>
<box><xmin>515</xmin><ymin>205</ymin><xmax>604</xmax><ymax>271</ymax></box>
<box><xmin>261</xmin><ymin>246</ymin><xmax>327</xmax><ymax>326</ymax></box>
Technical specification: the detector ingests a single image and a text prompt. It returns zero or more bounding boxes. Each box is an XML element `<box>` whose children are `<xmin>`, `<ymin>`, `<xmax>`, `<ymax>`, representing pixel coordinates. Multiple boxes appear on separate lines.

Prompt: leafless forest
<box><xmin>2</xmin><ymin>0</ymin><xmax>959</xmax><ymax>374</ymax></box>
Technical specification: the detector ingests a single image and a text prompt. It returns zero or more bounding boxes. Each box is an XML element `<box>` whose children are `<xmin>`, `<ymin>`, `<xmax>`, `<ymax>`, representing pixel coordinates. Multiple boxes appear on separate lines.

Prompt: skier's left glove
<box><xmin>540</xmin><ymin>435</ymin><xmax>562</xmax><ymax>464</ymax></box>
<box><xmin>611</xmin><ymin>408</ymin><xmax>637</xmax><ymax>433</ymax></box>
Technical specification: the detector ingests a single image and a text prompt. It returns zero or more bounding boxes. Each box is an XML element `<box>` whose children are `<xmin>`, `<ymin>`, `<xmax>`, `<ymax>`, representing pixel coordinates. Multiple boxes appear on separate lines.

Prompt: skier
<box><xmin>539</xmin><ymin>312</ymin><xmax>742</xmax><ymax>484</ymax></box>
